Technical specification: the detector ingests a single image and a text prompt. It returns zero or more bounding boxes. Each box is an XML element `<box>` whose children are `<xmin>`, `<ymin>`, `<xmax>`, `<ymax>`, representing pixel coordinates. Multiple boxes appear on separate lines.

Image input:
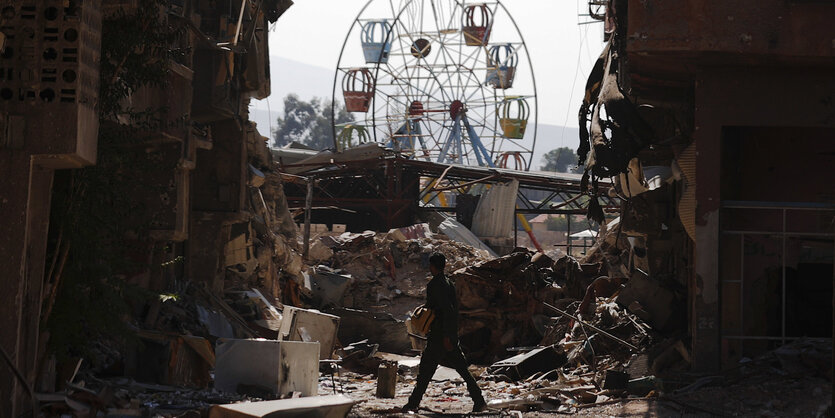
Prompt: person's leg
<box><xmin>406</xmin><ymin>346</ymin><xmax>440</xmax><ymax>407</ymax></box>
<box><xmin>447</xmin><ymin>348</ymin><xmax>485</xmax><ymax>404</ymax></box>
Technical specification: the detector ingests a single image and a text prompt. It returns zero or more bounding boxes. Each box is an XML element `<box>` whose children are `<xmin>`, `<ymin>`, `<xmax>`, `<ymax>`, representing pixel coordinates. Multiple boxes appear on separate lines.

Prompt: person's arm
<box><xmin>425</xmin><ymin>279</ymin><xmax>437</xmax><ymax>310</ymax></box>
<box><xmin>440</xmin><ymin>282</ymin><xmax>457</xmax><ymax>350</ymax></box>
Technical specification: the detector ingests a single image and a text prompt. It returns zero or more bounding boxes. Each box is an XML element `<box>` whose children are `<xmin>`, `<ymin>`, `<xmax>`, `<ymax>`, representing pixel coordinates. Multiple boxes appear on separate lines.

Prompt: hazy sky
<box><xmin>251</xmin><ymin>0</ymin><xmax>604</xmax><ymax>152</ymax></box>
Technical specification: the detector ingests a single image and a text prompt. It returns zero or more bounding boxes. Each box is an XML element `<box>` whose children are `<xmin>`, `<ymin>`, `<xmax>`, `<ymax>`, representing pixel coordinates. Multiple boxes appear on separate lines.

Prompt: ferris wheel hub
<box><xmin>449</xmin><ymin>100</ymin><xmax>465</xmax><ymax>119</ymax></box>
<box><xmin>409</xmin><ymin>100</ymin><xmax>424</xmax><ymax>120</ymax></box>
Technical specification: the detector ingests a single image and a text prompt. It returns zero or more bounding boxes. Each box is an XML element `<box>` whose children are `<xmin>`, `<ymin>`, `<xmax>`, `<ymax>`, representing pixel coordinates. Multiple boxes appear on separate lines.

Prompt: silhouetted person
<box><xmin>402</xmin><ymin>253</ymin><xmax>487</xmax><ymax>413</ymax></box>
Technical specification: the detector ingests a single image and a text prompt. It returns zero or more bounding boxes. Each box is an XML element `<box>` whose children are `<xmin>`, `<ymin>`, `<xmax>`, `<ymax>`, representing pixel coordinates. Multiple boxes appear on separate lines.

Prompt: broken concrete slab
<box><xmin>431</xmin><ymin>366</ymin><xmax>463</xmax><ymax>382</ymax></box>
<box><xmin>309</xmin><ymin>267</ymin><xmax>351</xmax><ymax>309</ymax></box>
<box><xmin>307</xmin><ymin>240</ymin><xmax>334</xmax><ymax>263</ymax></box>
<box><xmin>215</xmin><ymin>339</ymin><xmax>319</xmax><ymax>397</ymax></box>
<box><xmin>279</xmin><ymin>306</ymin><xmax>340</xmax><ymax>360</ymax></box>
<box><xmin>208</xmin><ymin>395</ymin><xmax>355</xmax><ymax>418</ymax></box>
<box><xmin>487</xmin><ymin>345</ymin><xmax>567</xmax><ymax>381</ymax></box>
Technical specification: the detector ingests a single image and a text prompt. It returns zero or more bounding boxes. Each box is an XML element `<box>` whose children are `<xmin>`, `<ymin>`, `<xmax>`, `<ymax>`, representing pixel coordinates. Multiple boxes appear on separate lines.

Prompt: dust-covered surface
<box><xmin>321</xmin><ymin>338</ymin><xmax>832</xmax><ymax>418</ymax></box>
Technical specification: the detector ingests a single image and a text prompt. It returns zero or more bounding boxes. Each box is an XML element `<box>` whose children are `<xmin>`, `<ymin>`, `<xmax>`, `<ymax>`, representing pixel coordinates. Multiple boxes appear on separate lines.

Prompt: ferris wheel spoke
<box><xmin>379</xmin><ymin>66</ymin><xmax>447</xmax><ymax>110</ymax></box>
<box><xmin>388</xmin><ymin>0</ymin><xmax>421</xmax><ymax>105</ymax></box>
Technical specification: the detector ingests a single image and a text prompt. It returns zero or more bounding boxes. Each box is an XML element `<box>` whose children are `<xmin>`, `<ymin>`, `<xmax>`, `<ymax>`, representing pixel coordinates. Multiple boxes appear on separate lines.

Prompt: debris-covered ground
<box><xmin>35</xmin><ymin>224</ymin><xmax>833</xmax><ymax>417</ymax></box>
<box><xmin>323</xmin><ymin>338</ymin><xmax>831</xmax><ymax>417</ymax></box>
<box><xmin>308</xmin><ymin>225</ymin><xmax>832</xmax><ymax>417</ymax></box>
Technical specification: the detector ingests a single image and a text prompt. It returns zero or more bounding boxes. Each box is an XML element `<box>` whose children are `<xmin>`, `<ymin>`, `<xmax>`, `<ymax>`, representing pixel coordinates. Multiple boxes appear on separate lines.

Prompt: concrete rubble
<box><xmin>28</xmin><ymin>212</ymin><xmax>830</xmax><ymax>416</ymax></box>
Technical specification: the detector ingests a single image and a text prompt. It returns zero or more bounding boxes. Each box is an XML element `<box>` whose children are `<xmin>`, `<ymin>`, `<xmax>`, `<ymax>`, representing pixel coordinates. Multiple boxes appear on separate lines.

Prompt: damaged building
<box><xmin>0</xmin><ymin>0</ymin><xmax>296</xmax><ymax>414</ymax></box>
<box><xmin>578</xmin><ymin>0</ymin><xmax>835</xmax><ymax>371</ymax></box>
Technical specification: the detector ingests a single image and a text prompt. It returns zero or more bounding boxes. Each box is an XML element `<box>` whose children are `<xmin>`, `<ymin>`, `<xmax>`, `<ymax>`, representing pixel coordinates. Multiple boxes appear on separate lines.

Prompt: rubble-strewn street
<box><xmin>29</xmin><ymin>226</ymin><xmax>833</xmax><ymax>416</ymax></box>
<box><xmin>331</xmin><ymin>338</ymin><xmax>831</xmax><ymax>417</ymax></box>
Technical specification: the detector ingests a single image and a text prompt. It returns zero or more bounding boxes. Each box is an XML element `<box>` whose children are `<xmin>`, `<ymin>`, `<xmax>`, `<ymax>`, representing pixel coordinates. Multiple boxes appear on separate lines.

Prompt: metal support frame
<box><xmin>719</xmin><ymin>201</ymin><xmax>835</xmax><ymax>363</ymax></box>
<box><xmin>280</xmin><ymin>156</ymin><xmax>620</xmax><ymax>245</ymax></box>
<box><xmin>391</xmin><ymin>120</ymin><xmax>430</xmax><ymax>159</ymax></box>
<box><xmin>302</xmin><ymin>177</ymin><xmax>315</xmax><ymax>259</ymax></box>
<box><xmin>436</xmin><ymin>113</ymin><xmax>494</xmax><ymax>168</ymax></box>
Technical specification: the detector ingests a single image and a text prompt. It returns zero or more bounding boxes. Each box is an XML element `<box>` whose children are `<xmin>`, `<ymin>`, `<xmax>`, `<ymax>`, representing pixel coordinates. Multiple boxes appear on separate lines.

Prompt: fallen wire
<box><xmin>543</xmin><ymin>302</ymin><xmax>639</xmax><ymax>351</ymax></box>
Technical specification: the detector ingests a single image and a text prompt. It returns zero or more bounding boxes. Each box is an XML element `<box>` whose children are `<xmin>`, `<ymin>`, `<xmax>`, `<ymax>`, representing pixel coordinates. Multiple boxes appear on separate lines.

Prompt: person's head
<box><xmin>429</xmin><ymin>252</ymin><xmax>446</xmax><ymax>275</ymax></box>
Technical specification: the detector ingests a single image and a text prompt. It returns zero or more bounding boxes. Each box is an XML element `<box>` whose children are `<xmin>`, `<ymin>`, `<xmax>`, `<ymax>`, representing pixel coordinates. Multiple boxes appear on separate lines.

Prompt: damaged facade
<box><xmin>0</xmin><ymin>0</ymin><xmax>294</xmax><ymax>414</ymax></box>
<box><xmin>578</xmin><ymin>0</ymin><xmax>835</xmax><ymax>371</ymax></box>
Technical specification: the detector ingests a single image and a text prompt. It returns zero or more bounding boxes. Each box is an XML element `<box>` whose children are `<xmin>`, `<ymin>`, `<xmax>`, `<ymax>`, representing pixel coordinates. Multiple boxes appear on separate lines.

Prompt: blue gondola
<box><xmin>486</xmin><ymin>44</ymin><xmax>517</xmax><ymax>89</ymax></box>
<box><xmin>361</xmin><ymin>20</ymin><xmax>392</xmax><ymax>63</ymax></box>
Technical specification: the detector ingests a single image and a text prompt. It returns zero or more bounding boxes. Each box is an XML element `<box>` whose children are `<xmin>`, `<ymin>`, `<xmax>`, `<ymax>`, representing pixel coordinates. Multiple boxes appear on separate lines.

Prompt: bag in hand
<box><xmin>410</xmin><ymin>305</ymin><xmax>435</xmax><ymax>335</ymax></box>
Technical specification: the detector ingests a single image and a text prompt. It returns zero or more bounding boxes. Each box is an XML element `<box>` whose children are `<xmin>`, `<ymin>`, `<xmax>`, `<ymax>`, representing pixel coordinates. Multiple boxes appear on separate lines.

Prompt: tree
<box><xmin>541</xmin><ymin>147</ymin><xmax>581</xmax><ymax>173</ymax></box>
<box><xmin>545</xmin><ymin>215</ymin><xmax>568</xmax><ymax>231</ymax></box>
<box><xmin>272</xmin><ymin>94</ymin><xmax>354</xmax><ymax>150</ymax></box>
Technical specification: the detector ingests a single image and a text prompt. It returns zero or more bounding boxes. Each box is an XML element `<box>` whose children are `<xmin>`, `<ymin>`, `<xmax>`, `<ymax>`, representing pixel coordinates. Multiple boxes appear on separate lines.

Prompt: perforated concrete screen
<box><xmin>0</xmin><ymin>1</ymin><xmax>100</xmax><ymax>164</ymax></box>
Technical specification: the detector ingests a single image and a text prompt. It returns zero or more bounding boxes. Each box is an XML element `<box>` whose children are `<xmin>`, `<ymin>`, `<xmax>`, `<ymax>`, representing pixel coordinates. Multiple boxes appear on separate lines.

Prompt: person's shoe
<box><xmin>401</xmin><ymin>402</ymin><xmax>419</xmax><ymax>413</ymax></box>
<box><xmin>472</xmin><ymin>399</ymin><xmax>488</xmax><ymax>413</ymax></box>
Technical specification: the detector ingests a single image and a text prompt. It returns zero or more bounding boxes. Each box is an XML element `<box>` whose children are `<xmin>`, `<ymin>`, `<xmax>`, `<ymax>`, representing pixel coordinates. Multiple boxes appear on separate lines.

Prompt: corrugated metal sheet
<box><xmin>437</xmin><ymin>217</ymin><xmax>498</xmax><ymax>257</ymax></box>
<box><xmin>471</xmin><ymin>179</ymin><xmax>519</xmax><ymax>239</ymax></box>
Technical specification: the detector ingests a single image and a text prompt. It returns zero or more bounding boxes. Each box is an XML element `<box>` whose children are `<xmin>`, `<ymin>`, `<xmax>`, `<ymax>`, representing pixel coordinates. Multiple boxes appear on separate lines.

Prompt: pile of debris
<box><xmin>308</xmin><ymin>225</ymin><xmax>491</xmax><ymax>316</ymax></box>
<box><xmin>302</xmin><ymin>224</ymin><xmax>597</xmax><ymax>361</ymax></box>
<box><xmin>480</xmin><ymin>292</ymin><xmax>678</xmax><ymax>412</ymax></box>
<box><xmin>452</xmin><ymin>249</ymin><xmax>565</xmax><ymax>363</ymax></box>
<box><xmin>301</xmin><ymin>218</ymin><xmax>685</xmax><ymax>367</ymax></box>
<box><xmin>298</xmin><ymin>225</ymin><xmax>492</xmax><ymax>354</ymax></box>
<box><xmin>469</xmin><ymin>219</ymin><xmax>691</xmax><ymax>412</ymax></box>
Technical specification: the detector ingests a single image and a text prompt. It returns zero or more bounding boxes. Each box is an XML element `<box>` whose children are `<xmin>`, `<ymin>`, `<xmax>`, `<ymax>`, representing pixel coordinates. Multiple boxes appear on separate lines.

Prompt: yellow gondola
<box><xmin>498</xmin><ymin>97</ymin><xmax>529</xmax><ymax>139</ymax></box>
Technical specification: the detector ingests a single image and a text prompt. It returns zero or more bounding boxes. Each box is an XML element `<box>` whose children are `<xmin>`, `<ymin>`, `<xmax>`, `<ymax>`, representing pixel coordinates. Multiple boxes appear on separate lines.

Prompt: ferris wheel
<box><xmin>331</xmin><ymin>0</ymin><xmax>538</xmax><ymax>170</ymax></box>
